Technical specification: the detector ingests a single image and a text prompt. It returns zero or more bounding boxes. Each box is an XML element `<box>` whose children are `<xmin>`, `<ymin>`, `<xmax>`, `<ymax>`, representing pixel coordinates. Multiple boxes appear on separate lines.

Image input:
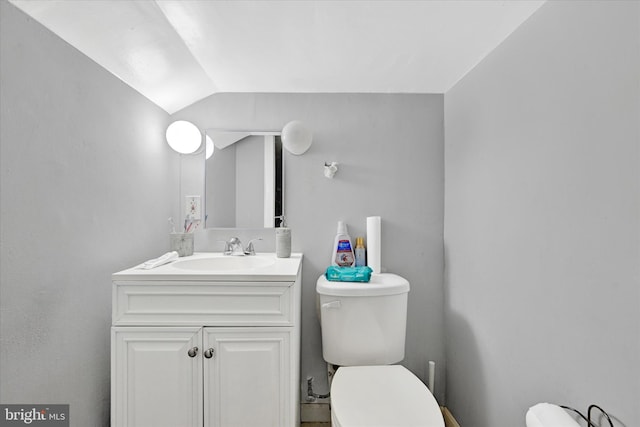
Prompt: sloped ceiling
<box><xmin>9</xmin><ymin>0</ymin><xmax>544</xmax><ymax>114</ymax></box>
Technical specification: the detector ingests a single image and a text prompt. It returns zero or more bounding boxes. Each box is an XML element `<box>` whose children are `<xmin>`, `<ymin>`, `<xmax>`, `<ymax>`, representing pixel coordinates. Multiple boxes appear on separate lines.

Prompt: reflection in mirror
<box><xmin>205</xmin><ymin>134</ymin><xmax>283</xmax><ymax>228</ymax></box>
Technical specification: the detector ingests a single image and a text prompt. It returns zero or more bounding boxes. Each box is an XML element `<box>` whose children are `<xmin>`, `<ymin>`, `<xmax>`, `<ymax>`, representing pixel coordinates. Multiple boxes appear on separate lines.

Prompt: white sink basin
<box><xmin>172</xmin><ymin>255</ymin><xmax>275</xmax><ymax>271</ymax></box>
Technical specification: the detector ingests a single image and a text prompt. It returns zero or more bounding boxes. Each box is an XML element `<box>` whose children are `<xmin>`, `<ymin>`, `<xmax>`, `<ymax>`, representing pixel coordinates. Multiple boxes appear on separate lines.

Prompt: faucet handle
<box><xmin>244</xmin><ymin>238</ymin><xmax>262</xmax><ymax>255</ymax></box>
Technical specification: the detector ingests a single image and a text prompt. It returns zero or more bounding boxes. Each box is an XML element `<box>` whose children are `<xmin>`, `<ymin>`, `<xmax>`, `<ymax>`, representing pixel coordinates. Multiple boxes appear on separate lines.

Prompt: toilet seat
<box><xmin>330</xmin><ymin>365</ymin><xmax>445</xmax><ymax>427</ymax></box>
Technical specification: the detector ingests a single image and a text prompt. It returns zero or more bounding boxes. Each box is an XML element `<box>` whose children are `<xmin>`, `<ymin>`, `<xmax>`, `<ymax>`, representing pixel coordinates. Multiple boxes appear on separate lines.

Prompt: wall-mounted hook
<box><xmin>324</xmin><ymin>162</ymin><xmax>338</xmax><ymax>179</ymax></box>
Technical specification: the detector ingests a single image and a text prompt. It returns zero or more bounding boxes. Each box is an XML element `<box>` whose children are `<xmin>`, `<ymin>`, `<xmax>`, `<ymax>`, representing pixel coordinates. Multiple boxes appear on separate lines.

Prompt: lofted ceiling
<box><xmin>9</xmin><ymin>0</ymin><xmax>545</xmax><ymax>114</ymax></box>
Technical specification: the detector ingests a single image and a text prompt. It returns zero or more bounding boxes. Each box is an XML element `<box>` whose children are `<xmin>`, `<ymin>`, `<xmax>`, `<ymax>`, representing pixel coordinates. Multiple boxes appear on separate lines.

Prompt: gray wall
<box><xmin>0</xmin><ymin>2</ymin><xmax>179</xmax><ymax>425</ymax></box>
<box><xmin>444</xmin><ymin>1</ymin><xmax>640</xmax><ymax>425</ymax></box>
<box><xmin>176</xmin><ymin>93</ymin><xmax>446</xmax><ymax>402</ymax></box>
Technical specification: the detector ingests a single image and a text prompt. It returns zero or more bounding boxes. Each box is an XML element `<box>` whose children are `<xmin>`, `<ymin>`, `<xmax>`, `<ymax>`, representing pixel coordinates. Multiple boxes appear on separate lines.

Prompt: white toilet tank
<box><xmin>316</xmin><ymin>273</ymin><xmax>410</xmax><ymax>366</ymax></box>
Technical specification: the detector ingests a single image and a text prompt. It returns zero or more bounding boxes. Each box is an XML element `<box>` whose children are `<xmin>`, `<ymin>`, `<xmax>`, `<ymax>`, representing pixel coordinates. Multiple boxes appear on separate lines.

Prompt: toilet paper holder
<box><xmin>324</xmin><ymin>162</ymin><xmax>338</xmax><ymax>178</ymax></box>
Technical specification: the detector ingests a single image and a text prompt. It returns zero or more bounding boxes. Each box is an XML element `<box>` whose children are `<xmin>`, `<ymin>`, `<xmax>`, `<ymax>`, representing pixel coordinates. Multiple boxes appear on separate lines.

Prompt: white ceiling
<box><xmin>10</xmin><ymin>0</ymin><xmax>545</xmax><ymax>114</ymax></box>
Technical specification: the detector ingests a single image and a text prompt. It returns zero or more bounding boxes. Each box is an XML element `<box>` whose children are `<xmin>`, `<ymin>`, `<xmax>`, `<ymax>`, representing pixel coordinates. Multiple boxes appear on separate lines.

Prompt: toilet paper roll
<box><xmin>526</xmin><ymin>403</ymin><xmax>580</xmax><ymax>427</ymax></box>
<box><xmin>366</xmin><ymin>216</ymin><xmax>381</xmax><ymax>274</ymax></box>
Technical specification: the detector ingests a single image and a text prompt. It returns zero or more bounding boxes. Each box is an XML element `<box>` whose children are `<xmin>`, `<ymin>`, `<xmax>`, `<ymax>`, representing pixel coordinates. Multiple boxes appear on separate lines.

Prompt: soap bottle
<box><xmin>332</xmin><ymin>221</ymin><xmax>355</xmax><ymax>267</ymax></box>
<box><xmin>354</xmin><ymin>237</ymin><xmax>366</xmax><ymax>267</ymax></box>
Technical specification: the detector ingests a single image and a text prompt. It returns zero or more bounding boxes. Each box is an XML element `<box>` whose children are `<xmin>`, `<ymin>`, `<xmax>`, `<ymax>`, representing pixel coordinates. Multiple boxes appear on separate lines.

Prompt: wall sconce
<box><xmin>281</xmin><ymin>121</ymin><xmax>313</xmax><ymax>155</ymax></box>
<box><xmin>166</xmin><ymin>120</ymin><xmax>202</xmax><ymax>154</ymax></box>
<box><xmin>324</xmin><ymin>162</ymin><xmax>338</xmax><ymax>179</ymax></box>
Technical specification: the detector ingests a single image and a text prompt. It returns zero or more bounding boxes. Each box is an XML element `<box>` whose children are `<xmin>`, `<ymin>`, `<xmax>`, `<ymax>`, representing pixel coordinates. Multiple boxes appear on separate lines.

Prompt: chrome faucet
<box><xmin>223</xmin><ymin>237</ymin><xmax>262</xmax><ymax>256</ymax></box>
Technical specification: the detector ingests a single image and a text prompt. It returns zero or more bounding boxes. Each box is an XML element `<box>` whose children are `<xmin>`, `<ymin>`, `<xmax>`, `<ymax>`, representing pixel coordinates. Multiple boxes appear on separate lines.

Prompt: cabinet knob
<box><xmin>204</xmin><ymin>348</ymin><xmax>215</xmax><ymax>359</ymax></box>
<box><xmin>187</xmin><ymin>346</ymin><xmax>198</xmax><ymax>358</ymax></box>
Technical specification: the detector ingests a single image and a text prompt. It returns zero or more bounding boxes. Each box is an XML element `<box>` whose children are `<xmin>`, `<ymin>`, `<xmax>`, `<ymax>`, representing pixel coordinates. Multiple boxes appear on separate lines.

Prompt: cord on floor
<box><xmin>560</xmin><ymin>404</ymin><xmax>614</xmax><ymax>427</ymax></box>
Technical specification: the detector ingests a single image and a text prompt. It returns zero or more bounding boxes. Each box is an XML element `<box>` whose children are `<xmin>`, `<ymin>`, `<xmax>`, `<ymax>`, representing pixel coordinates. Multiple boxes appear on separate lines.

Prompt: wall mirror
<box><xmin>205</xmin><ymin>132</ymin><xmax>283</xmax><ymax>228</ymax></box>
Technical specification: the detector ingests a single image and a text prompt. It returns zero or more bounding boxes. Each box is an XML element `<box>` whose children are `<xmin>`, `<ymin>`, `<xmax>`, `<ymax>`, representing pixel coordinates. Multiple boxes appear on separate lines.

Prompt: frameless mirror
<box><xmin>205</xmin><ymin>133</ymin><xmax>283</xmax><ymax>228</ymax></box>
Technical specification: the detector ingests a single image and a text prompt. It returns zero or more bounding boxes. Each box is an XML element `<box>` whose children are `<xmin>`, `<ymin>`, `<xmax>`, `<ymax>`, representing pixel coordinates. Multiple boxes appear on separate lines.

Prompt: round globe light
<box><xmin>281</xmin><ymin>120</ymin><xmax>312</xmax><ymax>155</ymax></box>
<box><xmin>166</xmin><ymin>120</ymin><xmax>201</xmax><ymax>154</ymax></box>
<box><xmin>205</xmin><ymin>134</ymin><xmax>214</xmax><ymax>160</ymax></box>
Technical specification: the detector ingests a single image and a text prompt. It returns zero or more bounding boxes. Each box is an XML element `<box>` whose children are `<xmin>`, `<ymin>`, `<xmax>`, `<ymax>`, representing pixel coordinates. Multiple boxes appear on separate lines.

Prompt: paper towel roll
<box><xmin>366</xmin><ymin>216</ymin><xmax>381</xmax><ymax>273</ymax></box>
<box><xmin>526</xmin><ymin>403</ymin><xmax>580</xmax><ymax>427</ymax></box>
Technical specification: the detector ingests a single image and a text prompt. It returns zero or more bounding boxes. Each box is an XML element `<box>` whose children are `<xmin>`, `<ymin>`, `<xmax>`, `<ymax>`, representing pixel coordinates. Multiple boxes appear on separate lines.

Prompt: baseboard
<box><xmin>441</xmin><ymin>406</ymin><xmax>461</xmax><ymax>427</ymax></box>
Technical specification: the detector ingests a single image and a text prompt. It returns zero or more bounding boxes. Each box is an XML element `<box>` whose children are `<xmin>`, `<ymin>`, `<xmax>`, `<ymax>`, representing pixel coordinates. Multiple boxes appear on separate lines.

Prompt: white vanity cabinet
<box><xmin>110</xmin><ymin>253</ymin><xmax>302</xmax><ymax>427</ymax></box>
<box><xmin>111</xmin><ymin>327</ymin><xmax>203</xmax><ymax>427</ymax></box>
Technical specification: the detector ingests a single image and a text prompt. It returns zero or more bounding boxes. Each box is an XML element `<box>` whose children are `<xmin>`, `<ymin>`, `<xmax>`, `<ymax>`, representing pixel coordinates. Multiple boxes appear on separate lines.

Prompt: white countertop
<box><xmin>113</xmin><ymin>252</ymin><xmax>303</xmax><ymax>282</ymax></box>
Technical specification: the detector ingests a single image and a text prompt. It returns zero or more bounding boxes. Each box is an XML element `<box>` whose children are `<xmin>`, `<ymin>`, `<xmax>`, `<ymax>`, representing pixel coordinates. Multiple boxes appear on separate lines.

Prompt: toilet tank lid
<box><xmin>316</xmin><ymin>273</ymin><xmax>410</xmax><ymax>296</ymax></box>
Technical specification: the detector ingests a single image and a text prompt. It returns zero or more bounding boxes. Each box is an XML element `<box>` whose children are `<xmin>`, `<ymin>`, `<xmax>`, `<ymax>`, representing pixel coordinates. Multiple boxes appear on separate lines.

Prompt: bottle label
<box><xmin>335</xmin><ymin>239</ymin><xmax>354</xmax><ymax>266</ymax></box>
<box><xmin>337</xmin><ymin>240</ymin><xmax>351</xmax><ymax>251</ymax></box>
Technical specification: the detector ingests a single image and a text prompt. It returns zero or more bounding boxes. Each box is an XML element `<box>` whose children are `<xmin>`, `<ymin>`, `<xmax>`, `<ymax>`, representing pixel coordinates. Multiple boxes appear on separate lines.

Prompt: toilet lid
<box><xmin>331</xmin><ymin>365</ymin><xmax>445</xmax><ymax>427</ymax></box>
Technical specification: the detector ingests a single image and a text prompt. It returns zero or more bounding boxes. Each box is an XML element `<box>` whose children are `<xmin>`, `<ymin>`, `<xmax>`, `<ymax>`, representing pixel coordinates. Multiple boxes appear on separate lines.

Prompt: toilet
<box><xmin>316</xmin><ymin>273</ymin><xmax>445</xmax><ymax>427</ymax></box>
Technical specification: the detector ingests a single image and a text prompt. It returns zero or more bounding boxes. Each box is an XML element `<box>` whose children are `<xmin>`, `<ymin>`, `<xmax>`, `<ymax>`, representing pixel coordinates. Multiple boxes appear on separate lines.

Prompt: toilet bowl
<box><xmin>316</xmin><ymin>274</ymin><xmax>445</xmax><ymax>427</ymax></box>
<box><xmin>330</xmin><ymin>365</ymin><xmax>444</xmax><ymax>427</ymax></box>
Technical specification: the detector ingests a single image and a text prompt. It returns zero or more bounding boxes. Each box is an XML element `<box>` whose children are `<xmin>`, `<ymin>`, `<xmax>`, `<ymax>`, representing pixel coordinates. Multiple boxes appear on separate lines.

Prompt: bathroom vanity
<box><xmin>110</xmin><ymin>252</ymin><xmax>302</xmax><ymax>427</ymax></box>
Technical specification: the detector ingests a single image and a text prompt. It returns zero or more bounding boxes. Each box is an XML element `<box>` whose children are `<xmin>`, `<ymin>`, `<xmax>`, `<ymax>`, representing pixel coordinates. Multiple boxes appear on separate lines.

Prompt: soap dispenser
<box><xmin>276</xmin><ymin>219</ymin><xmax>291</xmax><ymax>258</ymax></box>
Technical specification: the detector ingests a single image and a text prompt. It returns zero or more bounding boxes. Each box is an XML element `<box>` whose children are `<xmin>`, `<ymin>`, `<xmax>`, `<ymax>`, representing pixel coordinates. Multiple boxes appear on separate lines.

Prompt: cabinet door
<box><xmin>204</xmin><ymin>328</ymin><xmax>291</xmax><ymax>427</ymax></box>
<box><xmin>111</xmin><ymin>327</ymin><xmax>203</xmax><ymax>427</ymax></box>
